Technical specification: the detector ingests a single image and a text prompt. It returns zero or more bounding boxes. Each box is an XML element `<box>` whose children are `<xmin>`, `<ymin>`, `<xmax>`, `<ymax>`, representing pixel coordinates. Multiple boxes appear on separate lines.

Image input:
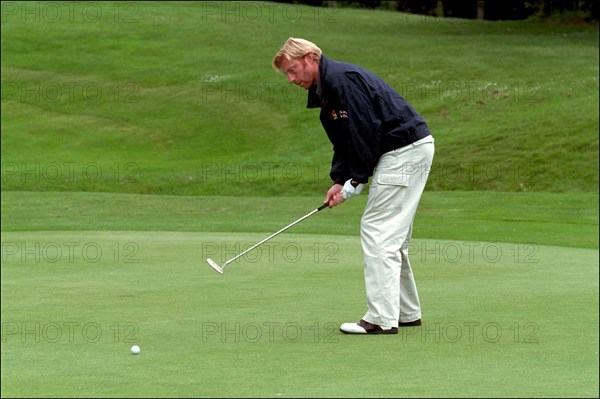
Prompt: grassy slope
<box><xmin>1</xmin><ymin>1</ymin><xmax>598</xmax><ymax>196</ymax></box>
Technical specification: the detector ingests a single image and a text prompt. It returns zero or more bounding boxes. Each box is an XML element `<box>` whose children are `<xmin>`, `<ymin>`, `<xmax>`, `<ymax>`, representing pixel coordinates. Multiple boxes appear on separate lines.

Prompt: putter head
<box><xmin>206</xmin><ymin>258</ymin><xmax>224</xmax><ymax>274</ymax></box>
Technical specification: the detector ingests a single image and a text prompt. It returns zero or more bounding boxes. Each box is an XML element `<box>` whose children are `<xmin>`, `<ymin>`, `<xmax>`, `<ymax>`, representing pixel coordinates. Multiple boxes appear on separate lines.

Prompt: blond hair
<box><xmin>272</xmin><ymin>37</ymin><xmax>322</xmax><ymax>73</ymax></box>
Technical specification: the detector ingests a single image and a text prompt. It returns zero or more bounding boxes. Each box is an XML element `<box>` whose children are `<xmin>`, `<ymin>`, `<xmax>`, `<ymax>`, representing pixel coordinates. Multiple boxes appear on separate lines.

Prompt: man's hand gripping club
<box><xmin>324</xmin><ymin>179</ymin><xmax>364</xmax><ymax>208</ymax></box>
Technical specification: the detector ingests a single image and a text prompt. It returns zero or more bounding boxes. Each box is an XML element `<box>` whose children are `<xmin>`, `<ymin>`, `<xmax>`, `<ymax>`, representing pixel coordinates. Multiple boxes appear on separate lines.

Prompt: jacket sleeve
<box><xmin>329</xmin><ymin>149</ymin><xmax>349</xmax><ymax>185</ymax></box>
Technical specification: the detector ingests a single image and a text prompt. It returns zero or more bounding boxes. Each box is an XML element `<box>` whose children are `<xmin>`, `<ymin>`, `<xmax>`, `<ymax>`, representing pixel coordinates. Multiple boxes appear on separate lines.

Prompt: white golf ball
<box><xmin>131</xmin><ymin>345</ymin><xmax>140</xmax><ymax>355</ymax></box>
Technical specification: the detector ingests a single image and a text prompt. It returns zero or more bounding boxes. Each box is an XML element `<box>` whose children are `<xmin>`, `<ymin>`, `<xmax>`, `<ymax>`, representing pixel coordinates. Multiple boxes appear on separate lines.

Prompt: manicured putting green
<box><xmin>2</xmin><ymin>231</ymin><xmax>597</xmax><ymax>397</ymax></box>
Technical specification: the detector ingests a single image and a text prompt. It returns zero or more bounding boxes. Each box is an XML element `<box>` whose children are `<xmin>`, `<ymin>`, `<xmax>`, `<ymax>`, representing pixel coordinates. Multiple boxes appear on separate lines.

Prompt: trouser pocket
<box><xmin>370</xmin><ymin>173</ymin><xmax>409</xmax><ymax>210</ymax></box>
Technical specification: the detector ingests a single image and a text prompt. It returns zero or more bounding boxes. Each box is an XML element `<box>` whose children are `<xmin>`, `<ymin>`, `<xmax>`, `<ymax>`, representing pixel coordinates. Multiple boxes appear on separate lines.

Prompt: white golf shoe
<box><xmin>340</xmin><ymin>319</ymin><xmax>398</xmax><ymax>335</ymax></box>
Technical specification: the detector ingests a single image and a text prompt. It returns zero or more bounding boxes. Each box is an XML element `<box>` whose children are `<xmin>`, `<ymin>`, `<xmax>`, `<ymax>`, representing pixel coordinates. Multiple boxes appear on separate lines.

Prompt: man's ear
<box><xmin>303</xmin><ymin>54</ymin><xmax>316</xmax><ymax>65</ymax></box>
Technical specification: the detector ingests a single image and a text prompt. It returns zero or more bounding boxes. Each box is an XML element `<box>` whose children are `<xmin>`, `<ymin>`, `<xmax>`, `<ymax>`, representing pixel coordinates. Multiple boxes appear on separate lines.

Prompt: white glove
<box><xmin>341</xmin><ymin>179</ymin><xmax>364</xmax><ymax>199</ymax></box>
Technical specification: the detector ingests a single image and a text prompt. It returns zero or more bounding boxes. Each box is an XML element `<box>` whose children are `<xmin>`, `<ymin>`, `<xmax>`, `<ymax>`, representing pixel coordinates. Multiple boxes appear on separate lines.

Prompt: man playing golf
<box><xmin>272</xmin><ymin>38</ymin><xmax>435</xmax><ymax>335</ymax></box>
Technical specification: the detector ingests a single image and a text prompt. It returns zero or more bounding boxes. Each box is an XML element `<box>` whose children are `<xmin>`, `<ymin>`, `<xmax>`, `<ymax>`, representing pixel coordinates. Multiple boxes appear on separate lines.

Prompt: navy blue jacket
<box><xmin>307</xmin><ymin>54</ymin><xmax>431</xmax><ymax>184</ymax></box>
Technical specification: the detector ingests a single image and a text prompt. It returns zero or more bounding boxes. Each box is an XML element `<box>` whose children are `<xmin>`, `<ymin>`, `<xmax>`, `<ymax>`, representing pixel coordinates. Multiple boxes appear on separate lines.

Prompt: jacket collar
<box><xmin>306</xmin><ymin>54</ymin><xmax>328</xmax><ymax>108</ymax></box>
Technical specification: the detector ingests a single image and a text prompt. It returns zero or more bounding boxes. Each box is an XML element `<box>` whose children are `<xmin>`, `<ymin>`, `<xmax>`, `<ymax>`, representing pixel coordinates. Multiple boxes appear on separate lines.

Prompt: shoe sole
<box><xmin>340</xmin><ymin>328</ymin><xmax>398</xmax><ymax>335</ymax></box>
<box><xmin>398</xmin><ymin>320</ymin><xmax>422</xmax><ymax>327</ymax></box>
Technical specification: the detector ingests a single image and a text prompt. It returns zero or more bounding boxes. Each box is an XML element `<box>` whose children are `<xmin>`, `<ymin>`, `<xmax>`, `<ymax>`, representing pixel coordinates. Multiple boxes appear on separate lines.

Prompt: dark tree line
<box><xmin>395</xmin><ymin>0</ymin><xmax>598</xmax><ymax>21</ymax></box>
<box><xmin>278</xmin><ymin>0</ymin><xmax>598</xmax><ymax>21</ymax></box>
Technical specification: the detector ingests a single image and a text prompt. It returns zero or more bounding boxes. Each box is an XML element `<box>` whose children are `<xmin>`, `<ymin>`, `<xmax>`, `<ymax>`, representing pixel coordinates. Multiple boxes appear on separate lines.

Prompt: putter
<box><xmin>206</xmin><ymin>202</ymin><xmax>329</xmax><ymax>274</ymax></box>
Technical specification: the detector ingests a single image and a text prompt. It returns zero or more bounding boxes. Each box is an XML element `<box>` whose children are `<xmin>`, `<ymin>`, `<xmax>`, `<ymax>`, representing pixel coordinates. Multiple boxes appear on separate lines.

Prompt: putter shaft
<box><xmin>206</xmin><ymin>202</ymin><xmax>328</xmax><ymax>274</ymax></box>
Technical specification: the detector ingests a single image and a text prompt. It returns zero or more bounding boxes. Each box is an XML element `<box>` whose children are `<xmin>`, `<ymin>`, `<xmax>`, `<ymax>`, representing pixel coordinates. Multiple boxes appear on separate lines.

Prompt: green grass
<box><xmin>1</xmin><ymin>228</ymin><xmax>598</xmax><ymax>397</ymax></box>
<box><xmin>1</xmin><ymin>191</ymin><xmax>598</xmax><ymax>249</ymax></box>
<box><xmin>1</xmin><ymin>1</ymin><xmax>598</xmax><ymax>195</ymax></box>
<box><xmin>1</xmin><ymin>1</ymin><xmax>599</xmax><ymax>397</ymax></box>
<box><xmin>1</xmin><ymin>190</ymin><xmax>599</xmax><ymax>397</ymax></box>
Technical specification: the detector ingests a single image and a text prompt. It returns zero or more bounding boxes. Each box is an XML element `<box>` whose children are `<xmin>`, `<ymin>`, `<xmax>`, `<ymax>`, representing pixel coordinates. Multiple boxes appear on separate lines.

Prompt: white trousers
<box><xmin>360</xmin><ymin>136</ymin><xmax>434</xmax><ymax>329</ymax></box>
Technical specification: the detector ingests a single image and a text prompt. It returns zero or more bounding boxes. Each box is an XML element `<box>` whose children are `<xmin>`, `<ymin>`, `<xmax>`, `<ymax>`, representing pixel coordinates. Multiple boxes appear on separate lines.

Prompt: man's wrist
<box><xmin>341</xmin><ymin>178</ymin><xmax>364</xmax><ymax>200</ymax></box>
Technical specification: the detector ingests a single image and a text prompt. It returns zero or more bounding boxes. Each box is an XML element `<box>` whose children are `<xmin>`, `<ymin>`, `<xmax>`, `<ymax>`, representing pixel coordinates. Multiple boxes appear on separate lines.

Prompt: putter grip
<box><xmin>317</xmin><ymin>202</ymin><xmax>328</xmax><ymax>211</ymax></box>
